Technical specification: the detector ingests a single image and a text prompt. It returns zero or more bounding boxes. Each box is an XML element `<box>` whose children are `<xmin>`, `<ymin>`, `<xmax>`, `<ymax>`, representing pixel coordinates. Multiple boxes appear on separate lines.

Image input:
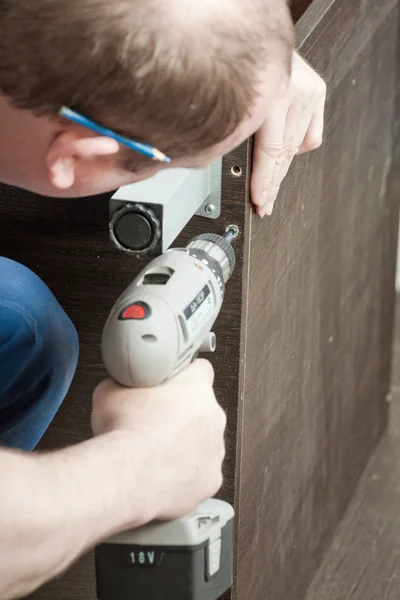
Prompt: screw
<box><xmin>204</xmin><ymin>203</ymin><xmax>215</xmax><ymax>215</ymax></box>
<box><xmin>224</xmin><ymin>224</ymin><xmax>239</xmax><ymax>242</ymax></box>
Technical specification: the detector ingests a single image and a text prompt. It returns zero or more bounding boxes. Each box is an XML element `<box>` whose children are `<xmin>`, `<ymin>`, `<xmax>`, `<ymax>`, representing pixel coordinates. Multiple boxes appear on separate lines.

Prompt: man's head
<box><xmin>0</xmin><ymin>0</ymin><xmax>294</xmax><ymax>197</ymax></box>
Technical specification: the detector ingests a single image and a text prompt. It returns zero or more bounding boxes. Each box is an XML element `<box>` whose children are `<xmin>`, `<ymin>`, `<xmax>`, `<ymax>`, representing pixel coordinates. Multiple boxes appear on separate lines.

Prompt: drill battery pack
<box><xmin>95</xmin><ymin>499</ymin><xmax>234</xmax><ymax>600</ymax></box>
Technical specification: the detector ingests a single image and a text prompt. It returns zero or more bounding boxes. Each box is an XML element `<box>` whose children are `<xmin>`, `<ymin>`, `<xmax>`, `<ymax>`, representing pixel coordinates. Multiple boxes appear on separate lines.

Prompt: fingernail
<box><xmin>257</xmin><ymin>206</ymin><xmax>265</xmax><ymax>218</ymax></box>
<box><xmin>265</xmin><ymin>200</ymin><xmax>275</xmax><ymax>216</ymax></box>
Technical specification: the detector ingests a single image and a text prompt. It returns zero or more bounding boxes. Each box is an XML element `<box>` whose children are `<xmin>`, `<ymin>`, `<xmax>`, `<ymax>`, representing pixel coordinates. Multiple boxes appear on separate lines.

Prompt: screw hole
<box><xmin>231</xmin><ymin>165</ymin><xmax>242</xmax><ymax>177</ymax></box>
<box><xmin>210</xmin><ymin>333</ymin><xmax>217</xmax><ymax>351</ymax></box>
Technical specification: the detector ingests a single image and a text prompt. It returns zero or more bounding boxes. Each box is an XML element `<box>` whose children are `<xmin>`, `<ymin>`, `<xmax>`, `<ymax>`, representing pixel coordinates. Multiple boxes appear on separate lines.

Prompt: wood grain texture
<box><xmin>235</xmin><ymin>1</ymin><xmax>400</xmax><ymax>599</ymax></box>
<box><xmin>305</xmin><ymin>391</ymin><xmax>400</xmax><ymax>600</ymax></box>
<box><xmin>290</xmin><ymin>0</ymin><xmax>315</xmax><ymax>22</ymax></box>
<box><xmin>393</xmin><ymin>310</ymin><xmax>400</xmax><ymax>391</ymax></box>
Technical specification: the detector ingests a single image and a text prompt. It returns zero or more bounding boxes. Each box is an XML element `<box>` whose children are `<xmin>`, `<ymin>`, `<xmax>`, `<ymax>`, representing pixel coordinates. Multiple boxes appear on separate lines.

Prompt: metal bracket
<box><xmin>194</xmin><ymin>158</ymin><xmax>222</xmax><ymax>220</ymax></box>
<box><xmin>110</xmin><ymin>158</ymin><xmax>222</xmax><ymax>256</ymax></box>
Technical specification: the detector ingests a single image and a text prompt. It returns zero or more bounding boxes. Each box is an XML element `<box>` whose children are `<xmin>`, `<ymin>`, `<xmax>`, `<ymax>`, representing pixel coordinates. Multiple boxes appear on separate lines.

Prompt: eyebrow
<box><xmin>59</xmin><ymin>106</ymin><xmax>171</xmax><ymax>164</ymax></box>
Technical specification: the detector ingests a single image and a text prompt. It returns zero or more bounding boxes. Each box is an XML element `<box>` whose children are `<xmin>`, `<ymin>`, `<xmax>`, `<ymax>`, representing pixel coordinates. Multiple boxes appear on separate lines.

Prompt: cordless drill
<box><xmin>95</xmin><ymin>227</ymin><xmax>238</xmax><ymax>600</ymax></box>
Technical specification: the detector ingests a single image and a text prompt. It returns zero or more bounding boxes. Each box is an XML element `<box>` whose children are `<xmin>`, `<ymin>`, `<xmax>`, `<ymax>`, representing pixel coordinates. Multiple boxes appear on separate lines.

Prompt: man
<box><xmin>0</xmin><ymin>0</ymin><xmax>326</xmax><ymax>597</ymax></box>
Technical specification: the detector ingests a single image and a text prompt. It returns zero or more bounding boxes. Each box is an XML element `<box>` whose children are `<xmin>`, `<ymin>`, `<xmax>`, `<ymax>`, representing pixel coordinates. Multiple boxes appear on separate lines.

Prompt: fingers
<box><xmin>92</xmin><ymin>377</ymin><xmax>149</xmax><ymax>434</ymax></box>
<box><xmin>251</xmin><ymin>100</ymin><xmax>288</xmax><ymax>213</ymax></box>
<box><xmin>91</xmin><ymin>378</ymin><xmax>117</xmax><ymax>435</ymax></box>
<box><xmin>251</xmin><ymin>52</ymin><xmax>327</xmax><ymax>216</ymax></box>
<box><xmin>258</xmin><ymin>94</ymin><xmax>313</xmax><ymax>217</ymax></box>
<box><xmin>94</xmin><ymin>358</ymin><xmax>215</xmax><ymax>413</ymax></box>
<box><xmin>298</xmin><ymin>92</ymin><xmax>326</xmax><ymax>154</ymax></box>
<box><xmin>93</xmin><ymin>377</ymin><xmax>119</xmax><ymax>403</ymax></box>
<box><xmin>251</xmin><ymin>95</ymin><xmax>312</xmax><ymax>217</ymax></box>
<box><xmin>92</xmin><ymin>359</ymin><xmax>217</xmax><ymax>439</ymax></box>
<box><xmin>173</xmin><ymin>358</ymin><xmax>215</xmax><ymax>385</ymax></box>
<box><xmin>172</xmin><ymin>360</ymin><xmax>225</xmax><ymax>433</ymax></box>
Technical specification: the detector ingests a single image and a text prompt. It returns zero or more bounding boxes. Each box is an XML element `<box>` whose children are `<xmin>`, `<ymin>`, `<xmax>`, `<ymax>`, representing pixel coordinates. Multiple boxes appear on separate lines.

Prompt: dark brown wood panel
<box><xmin>290</xmin><ymin>0</ymin><xmax>315</xmax><ymax>22</ymax></box>
<box><xmin>235</xmin><ymin>1</ymin><xmax>400</xmax><ymax>599</ymax></box>
<box><xmin>305</xmin><ymin>392</ymin><xmax>400</xmax><ymax>600</ymax></box>
<box><xmin>303</xmin><ymin>302</ymin><xmax>400</xmax><ymax>600</ymax></box>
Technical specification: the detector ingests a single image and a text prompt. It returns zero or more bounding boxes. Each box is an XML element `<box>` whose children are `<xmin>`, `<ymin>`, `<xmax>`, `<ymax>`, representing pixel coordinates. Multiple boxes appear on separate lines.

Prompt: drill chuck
<box><xmin>187</xmin><ymin>233</ymin><xmax>235</xmax><ymax>285</ymax></box>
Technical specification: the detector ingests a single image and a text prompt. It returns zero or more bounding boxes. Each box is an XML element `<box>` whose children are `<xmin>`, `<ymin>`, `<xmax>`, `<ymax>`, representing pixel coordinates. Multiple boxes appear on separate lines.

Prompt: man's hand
<box><xmin>92</xmin><ymin>358</ymin><xmax>226</xmax><ymax>524</ymax></box>
<box><xmin>0</xmin><ymin>359</ymin><xmax>226</xmax><ymax>600</ymax></box>
<box><xmin>251</xmin><ymin>52</ymin><xmax>327</xmax><ymax>217</ymax></box>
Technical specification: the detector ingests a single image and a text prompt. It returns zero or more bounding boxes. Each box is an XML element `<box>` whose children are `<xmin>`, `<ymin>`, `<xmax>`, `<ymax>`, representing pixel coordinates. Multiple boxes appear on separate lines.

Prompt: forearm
<box><xmin>0</xmin><ymin>431</ymin><xmax>149</xmax><ymax>600</ymax></box>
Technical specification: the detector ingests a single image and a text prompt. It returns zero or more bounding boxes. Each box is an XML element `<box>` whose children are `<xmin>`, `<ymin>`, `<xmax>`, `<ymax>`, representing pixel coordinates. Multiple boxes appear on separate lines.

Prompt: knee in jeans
<box><xmin>0</xmin><ymin>257</ymin><xmax>79</xmax><ymax>377</ymax></box>
<box><xmin>41</xmin><ymin>307</ymin><xmax>79</xmax><ymax>383</ymax></box>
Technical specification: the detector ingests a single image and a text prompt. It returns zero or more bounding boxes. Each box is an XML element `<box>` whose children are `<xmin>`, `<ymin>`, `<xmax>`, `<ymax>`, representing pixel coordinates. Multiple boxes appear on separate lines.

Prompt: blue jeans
<box><xmin>0</xmin><ymin>258</ymin><xmax>79</xmax><ymax>451</ymax></box>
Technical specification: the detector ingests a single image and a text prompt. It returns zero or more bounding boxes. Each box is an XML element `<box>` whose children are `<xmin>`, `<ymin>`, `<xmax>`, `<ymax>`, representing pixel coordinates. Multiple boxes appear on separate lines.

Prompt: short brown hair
<box><xmin>0</xmin><ymin>0</ymin><xmax>293</xmax><ymax>167</ymax></box>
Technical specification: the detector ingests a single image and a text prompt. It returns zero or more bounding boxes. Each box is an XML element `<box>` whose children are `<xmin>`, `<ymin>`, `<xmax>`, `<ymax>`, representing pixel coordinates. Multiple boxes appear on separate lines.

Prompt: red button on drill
<box><xmin>120</xmin><ymin>303</ymin><xmax>147</xmax><ymax>320</ymax></box>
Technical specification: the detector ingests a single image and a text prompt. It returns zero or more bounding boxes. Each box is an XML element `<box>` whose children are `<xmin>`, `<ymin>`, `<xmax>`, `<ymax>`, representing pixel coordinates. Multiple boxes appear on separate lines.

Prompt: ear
<box><xmin>46</xmin><ymin>129</ymin><xmax>120</xmax><ymax>190</ymax></box>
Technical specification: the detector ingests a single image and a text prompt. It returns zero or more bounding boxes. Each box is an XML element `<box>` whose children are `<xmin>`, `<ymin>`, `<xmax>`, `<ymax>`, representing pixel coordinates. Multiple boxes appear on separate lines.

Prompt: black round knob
<box><xmin>114</xmin><ymin>211</ymin><xmax>153</xmax><ymax>251</ymax></box>
<box><xmin>110</xmin><ymin>204</ymin><xmax>161</xmax><ymax>254</ymax></box>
